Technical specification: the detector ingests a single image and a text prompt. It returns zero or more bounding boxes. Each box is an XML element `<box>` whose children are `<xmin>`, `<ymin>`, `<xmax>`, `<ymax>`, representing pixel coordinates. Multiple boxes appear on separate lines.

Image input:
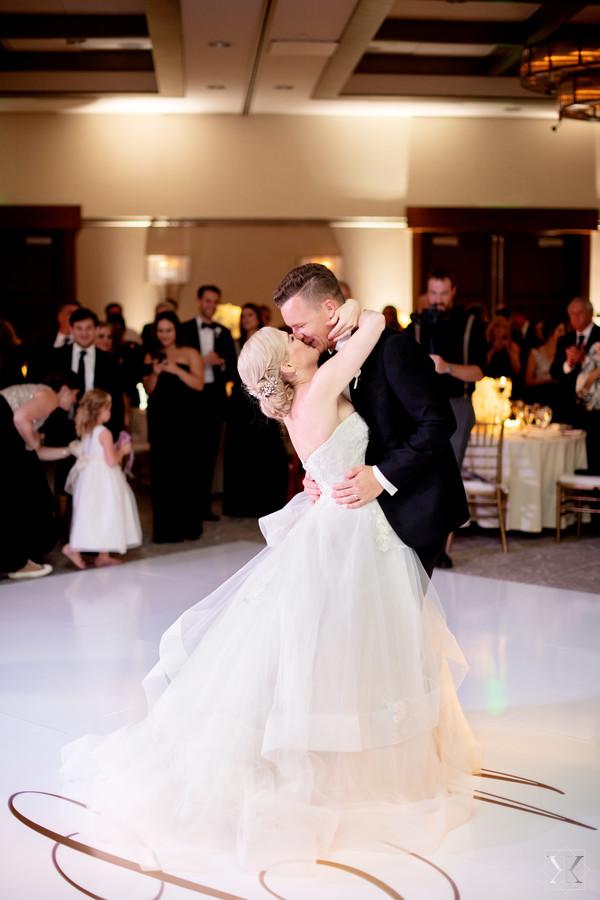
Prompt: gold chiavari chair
<box><xmin>461</xmin><ymin>421</ymin><xmax>509</xmax><ymax>553</ymax></box>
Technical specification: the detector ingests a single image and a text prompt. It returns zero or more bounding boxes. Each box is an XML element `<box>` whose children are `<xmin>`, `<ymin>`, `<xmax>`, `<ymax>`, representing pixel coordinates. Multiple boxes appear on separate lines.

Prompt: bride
<box><xmin>62</xmin><ymin>304</ymin><xmax>481</xmax><ymax>873</ymax></box>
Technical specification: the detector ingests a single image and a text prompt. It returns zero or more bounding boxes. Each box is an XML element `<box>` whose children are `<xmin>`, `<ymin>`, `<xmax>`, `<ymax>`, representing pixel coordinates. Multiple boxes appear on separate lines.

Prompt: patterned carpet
<box><xmin>34</xmin><ymin>483</ymin><xmax>600</xmax><ymax>595</ymax></box>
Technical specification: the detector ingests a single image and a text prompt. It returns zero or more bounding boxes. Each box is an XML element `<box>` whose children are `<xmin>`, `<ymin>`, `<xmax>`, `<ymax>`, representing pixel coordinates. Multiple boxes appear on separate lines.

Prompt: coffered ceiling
<box><xmin>0</xmin><ymin>0</ymin><xmax>598</xmax><ymax>117</ymax></box>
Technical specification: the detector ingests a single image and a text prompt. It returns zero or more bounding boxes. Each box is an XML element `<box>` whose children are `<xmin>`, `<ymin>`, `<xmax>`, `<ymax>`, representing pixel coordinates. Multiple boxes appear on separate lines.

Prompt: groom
<box><xmin>274</xmin><ymin>263</ymin><xmax>469</xmax><ymax>577</ymax></box>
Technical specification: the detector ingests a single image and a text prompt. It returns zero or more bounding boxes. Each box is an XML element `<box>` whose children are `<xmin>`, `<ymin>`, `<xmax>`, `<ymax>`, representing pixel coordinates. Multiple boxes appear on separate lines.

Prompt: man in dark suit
<box><xmin>180</xmin><ymin>284</ymin><xmax>237</xmax><ymax>520</ymax></box>
<box><xmin>551</xmin><ymin>297</ymin><xmax>600</xmax><ymax>473</ymax></box>
<box><xmin>27</xmin><ymin>300</ymin><xmax>80</xmax><ymax>380</ymax></box>
<box><xmin>43</xmin><ymin>306</ymin><xmax>125</xmax><ymax>439</ymax></box>
<box><xmin>274</xmin><ymin>264</ymin><xmax>468</xmax><ymax>578</ymax></box>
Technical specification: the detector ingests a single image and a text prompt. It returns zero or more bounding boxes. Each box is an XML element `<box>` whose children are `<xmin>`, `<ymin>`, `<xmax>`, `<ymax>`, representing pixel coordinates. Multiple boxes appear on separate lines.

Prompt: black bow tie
<box><xmin>201</xmin><ymin>322</ymin><xmax>216</xmax><ymax>330</ymax></box>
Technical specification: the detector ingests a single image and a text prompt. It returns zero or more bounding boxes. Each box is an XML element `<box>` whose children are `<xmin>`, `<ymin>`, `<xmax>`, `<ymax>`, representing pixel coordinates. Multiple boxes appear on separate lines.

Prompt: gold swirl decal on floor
<box><xmin>8</xmin><ymin>791</ymin><xmax>246</xmax><ymax>900</ymax></box>
<box><xmin>260</xmin><ymin>859</ymin><xmax>406</xmax><ymax>899</ymax></box>
<box><xmin>8</xmin><ymin>769</ymin><xmax>597</xmax><ymax>899</ymax></box>
<box><xmin>475</xmin><ymin>766</ymin><xmax>597</xmax><ymax>830</ymax></box>
<box><xmin>52</xmin><ymin>832</ymin><xmax>164</xmax><ymax>900</ymax></box>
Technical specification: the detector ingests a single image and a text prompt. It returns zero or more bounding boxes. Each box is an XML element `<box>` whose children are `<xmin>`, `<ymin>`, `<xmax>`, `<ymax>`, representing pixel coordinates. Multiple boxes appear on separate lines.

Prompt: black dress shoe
<box><xmin>203</xmin><ymin>511</ymin><xmax>220</xmax><ymax>522</ymax></box>
<box><xmin>435</xmin><ymin>551</ymin><xmax>454</xmax><ymax>569</ymax></box>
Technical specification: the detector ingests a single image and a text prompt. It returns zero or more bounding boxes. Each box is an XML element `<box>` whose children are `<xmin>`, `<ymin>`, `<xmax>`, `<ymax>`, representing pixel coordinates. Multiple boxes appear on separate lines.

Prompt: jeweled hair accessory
<box><xmin>257</xmin><ymin>375</ymin><xmax>278</xmax><ymax>399</ymax></box>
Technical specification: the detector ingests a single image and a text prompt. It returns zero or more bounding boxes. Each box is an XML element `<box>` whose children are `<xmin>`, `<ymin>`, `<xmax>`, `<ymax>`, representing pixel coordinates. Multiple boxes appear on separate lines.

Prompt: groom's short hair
<box><xmin>274</xmin><ymin>263</ymin><xmax>345</xmax><ymax>309</ymax></box>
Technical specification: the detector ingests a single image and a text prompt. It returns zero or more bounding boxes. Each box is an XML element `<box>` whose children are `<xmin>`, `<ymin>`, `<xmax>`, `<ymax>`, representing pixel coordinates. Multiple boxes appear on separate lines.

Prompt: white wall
<box><xmin>332</xmin><ymin>226</ymin><xmax>412</xmax><ymax>319</ymax></box>
<box><xmin>0</xmin><ymin>112</ymin><xmax>597</xmax><ymax>323</ymax></box>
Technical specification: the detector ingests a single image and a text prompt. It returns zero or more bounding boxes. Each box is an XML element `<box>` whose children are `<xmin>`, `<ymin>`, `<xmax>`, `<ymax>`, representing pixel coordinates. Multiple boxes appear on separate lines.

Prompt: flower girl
<box><xmin>63</xmin><ymin>389</ymin><xmax>142</xmax><ymax>568</ymax></box>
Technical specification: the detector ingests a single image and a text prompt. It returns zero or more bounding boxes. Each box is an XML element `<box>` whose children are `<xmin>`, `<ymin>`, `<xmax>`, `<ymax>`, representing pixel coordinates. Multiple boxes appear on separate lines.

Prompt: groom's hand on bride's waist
<box><xmin>332</xmin><ymin>466</ymin><xmax>384</xmax><ymax>508</ymax></box>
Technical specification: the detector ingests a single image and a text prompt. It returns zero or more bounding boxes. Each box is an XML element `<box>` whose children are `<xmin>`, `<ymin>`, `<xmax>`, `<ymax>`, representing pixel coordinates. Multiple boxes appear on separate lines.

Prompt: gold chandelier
<box><xmin>520</xmin><ymin>37</ymin><xmax>600</xmax><ymax>122</ymax></box>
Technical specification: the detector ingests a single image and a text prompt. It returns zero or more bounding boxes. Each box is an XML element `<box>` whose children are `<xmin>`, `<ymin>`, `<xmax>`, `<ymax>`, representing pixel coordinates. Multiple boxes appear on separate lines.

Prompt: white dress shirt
<box><xmin>197</xmin><ymin>317</ymin><xmax>215</xmax><ymax>384</ymax></box>
<box><xmin>563</xmin><ymin>323</ymin><xmax>594</xmax><ymax>375</ymax></box>
<box><xmin>334</xmin><ymin>336</ymin><xmax>397</xmax><ymax>497</ymax></box>
<box><xmin>71</xmin><ymin>342</ymin><xmax>96</xmax><ymax>391</ymax></box>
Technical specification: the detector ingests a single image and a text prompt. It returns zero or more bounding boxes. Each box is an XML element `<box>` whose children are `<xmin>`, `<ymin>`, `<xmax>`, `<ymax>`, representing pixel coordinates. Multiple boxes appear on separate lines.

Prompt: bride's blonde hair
<box><xmin>238</xmin><ymin>327</ymin><xmax>294</xmax><ymax>420</ymax></box>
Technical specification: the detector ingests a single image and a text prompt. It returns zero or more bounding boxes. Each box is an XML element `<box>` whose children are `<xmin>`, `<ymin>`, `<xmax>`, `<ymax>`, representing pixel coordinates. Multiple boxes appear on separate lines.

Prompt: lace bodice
<box><xmin>0</xmin><ymin>383</ymin><xmax>53</xmax><ymax>430</ymax></box>
<box><xmin>304</xmin><ymin>413</ymin><xmax>369</xmax><ymax>492</ymax></box>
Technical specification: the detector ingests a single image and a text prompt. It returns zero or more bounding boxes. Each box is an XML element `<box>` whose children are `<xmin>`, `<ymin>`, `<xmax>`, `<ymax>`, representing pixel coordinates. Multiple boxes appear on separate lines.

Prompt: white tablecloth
<box><xmin>470</xmin><ymin>429</ymin><xmax>588</xmax><ymax>532</ymax></box>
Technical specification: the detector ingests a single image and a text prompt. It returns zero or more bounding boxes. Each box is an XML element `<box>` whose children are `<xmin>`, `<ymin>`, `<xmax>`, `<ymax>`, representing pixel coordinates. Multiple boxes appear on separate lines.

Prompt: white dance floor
<box><xmin>1</xmin><ymin>542</ymin><xmax>598</xmax><ymax>899</ymax></box>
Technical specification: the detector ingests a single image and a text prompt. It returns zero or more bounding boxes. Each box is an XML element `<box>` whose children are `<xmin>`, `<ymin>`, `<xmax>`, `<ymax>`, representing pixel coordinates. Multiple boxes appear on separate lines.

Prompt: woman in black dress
<box><xmin>143</xmin><ymin>312</ymin><xmax>205</xmax><ymax>543</ymax></box>
<box><xmin>0</xmin><ymin>373</ymin><xmax>79</xmax><ymax>579</ymax></box>
<box><xmin>223</xmin><ymin>304</ymin><xmax>289</xmax><ymax>518</ymax></box>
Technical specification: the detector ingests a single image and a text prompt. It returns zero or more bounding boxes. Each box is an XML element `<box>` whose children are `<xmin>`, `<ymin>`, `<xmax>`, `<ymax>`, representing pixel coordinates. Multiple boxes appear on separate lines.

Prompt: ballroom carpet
<box><xmin>27</xmin><ymin>483</ymin><xmax>599</xmax><ymax>595</ymax></box>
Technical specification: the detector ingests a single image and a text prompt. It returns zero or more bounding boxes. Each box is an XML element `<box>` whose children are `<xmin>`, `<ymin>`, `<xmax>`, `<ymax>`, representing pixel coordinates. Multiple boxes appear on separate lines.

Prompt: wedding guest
<box><xmin>258</xmin><ymin>304</ymin><xmax>272</xmax><ymax>327</ymax></box>
<box><xmin>104</xmin><ymin>302</ymin><xmax>142</xmax><ymax>345</ymax></box>
<box><xmin>576</xmin><ymin>341</ymin><xmax>600</xmax><ymax>474</ymax></box>
<box><xmin>223</xmin><ymin>304</ymin><xmax>288</xmax><ymax>518</ymax></box>
<box><xmin>0</xmin><ymin>319</ymin><xmax>24</xmax><ymax>388</ymax></box>
<box><xmin>485</xmin><ymin>316</ymin><xmax>522</xmax><ymax>379</ymax></box>
<box><xmin>141</xmin><ymin>299</ymin><xmax>179</xmax><ymax>358</ymax></box>
<box><xmin>44</xmin><ymin>307</ymin><xmax>125</xmax><ymax>437</ymax></box>
<box><xmin>106</xmin><ymin>312</ymin><xmax>144</xmax><ymax>411</ymax></box>
<box><xmin>382</xmin><ymin>305</ymin><xmax>401</xmax><ymax>331</ymax></box>
<box><xmin>64</xmin><ymin>389</ymin><xmax>141</xmax><ymax>569</ymax></box>
<box><xmin>1</xmin><ymin>374</ymin><xmax>80</xmax><ymax>457</ymax></box>
<box><xmin>27</xmin><ymin>300</ymin><xmax>80</xmax><ymax>380</ymax></box>
<box><xmin>180</xmin><ymin>285</ymin><xmax>237</xmax><ymax>521</ymax></box>
<box><xmin>0</xmin><ymin>374</ymin><xmax>79</xmax><ymax>580</ymax></box>
<box><xmin>550</xmin><ymin>297</ymin><xmax>600</xmax><ymax>425</ymax></box>
<box><xmin>143</xmin><ymin>311</ymin><xmax>205</xmax><ymax>543</ymax></box>
<box><xmin>95</xmin><ymin>321</ymin><xmax>114</xmax><ymax>353</ymax></box>
<box><xmin>407</xmin><ymin>268</ymin><xmax>485</xmax><ymax>568</ymax></box>
<box><xmin>523</xmin><ymin>319</ymin><xmax>565</xmax><ymax>407</ymax></box>
<box><xmin>511</xmin><ymin>305</ymin><xmax>533</xmax><ymax>347</ymax></box>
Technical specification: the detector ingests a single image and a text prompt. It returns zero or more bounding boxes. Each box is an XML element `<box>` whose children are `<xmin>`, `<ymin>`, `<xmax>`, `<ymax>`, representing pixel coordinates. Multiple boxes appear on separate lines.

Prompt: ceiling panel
<box><xmin>0</xmin><ymin>0</ymin><xmax>596</xmax><ymax>118</ymax></box>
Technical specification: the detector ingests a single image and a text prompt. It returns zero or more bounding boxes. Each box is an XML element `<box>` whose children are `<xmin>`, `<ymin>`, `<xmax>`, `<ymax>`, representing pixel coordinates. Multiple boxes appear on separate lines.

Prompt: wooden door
<box><xmin>0</xmin><ymin>206</ymin><xmax>80</xmax><ymax>344</ymax></box>
<box><xmin>409</xmin><ymin>207</ymin><xmax>593</xmax><ymax>321</ymax></box>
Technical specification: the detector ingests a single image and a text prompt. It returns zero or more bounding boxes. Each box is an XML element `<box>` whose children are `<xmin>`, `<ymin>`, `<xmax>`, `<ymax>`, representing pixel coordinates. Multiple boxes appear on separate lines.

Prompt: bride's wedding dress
<box><xmin>62</xmin><ymin>412</ymin><xmax>481</xmax><ymax>872</ymax></box>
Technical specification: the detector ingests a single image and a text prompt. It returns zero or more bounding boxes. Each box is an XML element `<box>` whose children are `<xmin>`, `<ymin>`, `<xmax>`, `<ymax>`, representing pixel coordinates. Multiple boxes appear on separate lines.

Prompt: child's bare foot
<box><xmin>94</xmin><ymin>553</ymin><xmax>122</xmax><ymax>567</ymax></box>
<box><xmin>63</xmin><ymin>544</ymin><xmax>85</xmax><ymax>570</ymax></box>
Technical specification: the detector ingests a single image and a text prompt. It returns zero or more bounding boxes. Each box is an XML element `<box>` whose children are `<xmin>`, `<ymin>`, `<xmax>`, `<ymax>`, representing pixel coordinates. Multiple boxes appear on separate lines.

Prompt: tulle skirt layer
<box><xmin>62</xmin><ymin>493</ymin><xmax>481</xmax><ymax>872</ymax></box>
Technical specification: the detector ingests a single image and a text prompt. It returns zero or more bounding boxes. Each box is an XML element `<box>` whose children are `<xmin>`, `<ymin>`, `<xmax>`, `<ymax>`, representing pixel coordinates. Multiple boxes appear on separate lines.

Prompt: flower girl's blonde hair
<box><xmin>75</xmin><ymin>389</ymin><xmax>111</xmax><ymax>437</ymax></box>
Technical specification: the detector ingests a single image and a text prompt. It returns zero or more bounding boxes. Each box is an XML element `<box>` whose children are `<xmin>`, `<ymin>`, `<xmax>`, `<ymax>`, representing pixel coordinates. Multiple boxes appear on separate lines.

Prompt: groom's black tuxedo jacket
<box><xmin>348</xmin><ymin>328</ymin><xmax>469</xmax><ymax>549</ymax></box>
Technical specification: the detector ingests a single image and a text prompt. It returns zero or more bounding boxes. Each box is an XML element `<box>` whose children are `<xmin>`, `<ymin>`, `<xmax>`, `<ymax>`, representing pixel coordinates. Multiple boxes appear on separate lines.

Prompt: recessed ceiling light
<box><xmin>207</xmin><ymin>84</ymin><xmax>226</xmax><ymax>90</ymax></box>
<box><xmin>274</xmin><ymin>84</ymin><xmax>294</xmax><ymax>90</ymax></box>
<box><xmin>208</xmin><ymin>40</ymin><xmax>231</xmax><ymax>48</ymax></box>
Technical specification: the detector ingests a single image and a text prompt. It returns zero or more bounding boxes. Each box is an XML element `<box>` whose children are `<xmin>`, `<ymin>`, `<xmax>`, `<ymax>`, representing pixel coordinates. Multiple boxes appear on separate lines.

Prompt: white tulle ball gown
<box><xmin>61</xmin><ymin>412</ymin><xmax>481</xmax><ymax>873</ymax></box>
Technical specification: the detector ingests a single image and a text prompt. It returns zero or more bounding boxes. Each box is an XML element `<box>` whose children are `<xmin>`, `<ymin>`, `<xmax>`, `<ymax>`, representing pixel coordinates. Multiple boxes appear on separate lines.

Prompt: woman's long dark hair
<box><xmin>239</xmin><ymin>304</ymin><xmax>263</xmax><ymax>347</ymax></box>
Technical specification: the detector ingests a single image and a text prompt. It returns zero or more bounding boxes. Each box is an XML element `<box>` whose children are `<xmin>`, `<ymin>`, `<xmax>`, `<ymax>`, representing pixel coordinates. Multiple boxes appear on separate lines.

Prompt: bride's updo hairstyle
<box><xmin>238</xmin><ymin>327</ymin><xmax>294</xmax><ymax>421</ymax></box>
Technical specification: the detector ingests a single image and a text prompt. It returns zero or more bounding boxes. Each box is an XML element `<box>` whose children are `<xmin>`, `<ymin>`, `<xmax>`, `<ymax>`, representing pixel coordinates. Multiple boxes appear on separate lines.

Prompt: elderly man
<box><xmin>551</xmin><ymin>297</ymin><xmax>600</xmax><ymax>473</ymax></box>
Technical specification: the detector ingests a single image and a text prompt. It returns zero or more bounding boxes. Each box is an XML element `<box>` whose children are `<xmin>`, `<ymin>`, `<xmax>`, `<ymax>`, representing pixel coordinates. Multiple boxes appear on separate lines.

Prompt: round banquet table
<box><xmin>470</xmin><ymin>427</ymin><xmax>588</xmax><ymax>533</ymax></box>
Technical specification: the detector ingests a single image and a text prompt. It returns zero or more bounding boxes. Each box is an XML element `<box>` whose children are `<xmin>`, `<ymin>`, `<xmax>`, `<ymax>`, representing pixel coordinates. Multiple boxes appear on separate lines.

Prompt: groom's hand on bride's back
<box><xmin>303</xmin><ymin>474</ymin><xmax>321</xmax><ymax>504</ymax></box>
